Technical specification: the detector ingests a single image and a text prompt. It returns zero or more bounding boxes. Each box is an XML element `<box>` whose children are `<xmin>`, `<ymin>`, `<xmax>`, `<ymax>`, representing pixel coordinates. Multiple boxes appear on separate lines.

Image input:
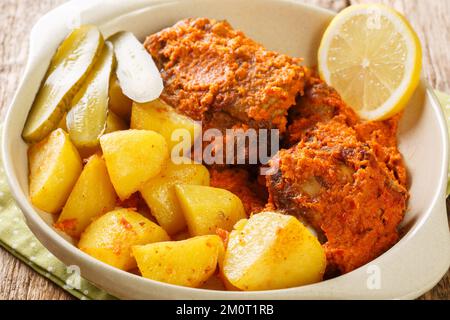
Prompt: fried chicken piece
<box><xmin>145</xmin><ymin>18</ymin><xmax>306</xmax><ymax>133</ymax></box>
<box><xmin>267</xmin><ymin>78</ymin><xmax>408</xmax><ymax>274</ymax></box>
<box><xmin>286</xmin><ymin>77</ymin><xmax>358</xmax><ymax>147</ymax></box>
<box><xmin>209</xmin><ymin>167</ymin><xmax>267</xmax><ymax>215</ymax></box>
<box><xmin>200</xmin><ymin>112</ymin><xmax>251</xmax><ymax>165</ymax></box>
<box><xmin>287</xmin><ymin>78</ymin><xmax>407</xmax><ymax>187</ymax></box>
<box><xmin>268</xmin><ymin>119</ymin><xmax>407</xmax><ymax>274</ymax></box>
<box><xmin>200</xmin><ymin>111</ymin><xmax>278</xmax><ymax>166</ymax></box>
<box><xmin>354</xmin><ymin>114</ymin><xmax>408</xmax><ymax>187</ymax></box>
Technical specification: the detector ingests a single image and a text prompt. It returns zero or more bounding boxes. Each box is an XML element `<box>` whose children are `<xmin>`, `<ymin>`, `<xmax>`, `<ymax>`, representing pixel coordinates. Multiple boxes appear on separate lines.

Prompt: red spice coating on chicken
<box><xmin>145</xmin><ymin>18</ymin><xmax>306</xmax><ymax>133</ymax></box>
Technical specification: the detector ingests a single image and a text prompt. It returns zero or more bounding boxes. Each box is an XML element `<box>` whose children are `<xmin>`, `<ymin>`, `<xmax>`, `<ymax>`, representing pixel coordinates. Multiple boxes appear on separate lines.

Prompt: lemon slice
<box><xmin>318</xmin><ymin>4</ymin><xmax>422</xmax><ymax>120</ymax></box>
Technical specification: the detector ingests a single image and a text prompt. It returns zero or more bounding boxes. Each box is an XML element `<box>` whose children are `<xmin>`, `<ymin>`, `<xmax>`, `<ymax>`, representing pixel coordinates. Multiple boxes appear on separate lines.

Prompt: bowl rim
<box><xmin>2</xmin><ymin>0</ymin><xmax>449</xmax><ymax>299</ymax></box>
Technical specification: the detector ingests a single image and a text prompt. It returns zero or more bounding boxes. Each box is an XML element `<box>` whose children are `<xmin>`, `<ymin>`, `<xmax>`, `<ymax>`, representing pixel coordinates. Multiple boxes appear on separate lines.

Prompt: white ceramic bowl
<box><xmin>2</xmin><ymin>0</ymin><xmax>449</xmax><ymax>299</ymax></box>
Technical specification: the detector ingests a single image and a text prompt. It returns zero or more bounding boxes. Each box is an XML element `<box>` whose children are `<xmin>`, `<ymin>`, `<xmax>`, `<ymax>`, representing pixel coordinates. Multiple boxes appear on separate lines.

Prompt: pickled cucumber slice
<box><xmin>22</xmin><ymin>25</ymin><xmax>104</xmax><ymax>142</ymax></box>
<box><xmin>109</xmin><ymin>31</ymin><xmax>163</xmax><ymax>103</ymax></box>
<box><xmin>108</xmin><ymin>73</ymin><xmax>132</xmax><ymax>120</ymax></box>
<box><xmin>57</xmin><ymin>113</ymin><xmax>68</xmax><ymax>131</ymax></box>
<box><xmin>66</xmin><ymin>42</ymin><xmax>115</xmax><ymax>148</ymax></box>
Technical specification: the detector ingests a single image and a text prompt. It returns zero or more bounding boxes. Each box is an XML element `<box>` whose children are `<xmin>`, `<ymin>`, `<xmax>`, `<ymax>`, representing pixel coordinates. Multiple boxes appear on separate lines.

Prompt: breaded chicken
<box><xmin>200</xmin><ymin>111</ymin><xmax>279</xmax><ymax>166</ymax></box>
<box><xmin>146</xmin><ymin>18</ymin><xmax>408</xmax><ymax>275</ymax></box>
<box><xmin>287</xmin><ymin>78</ymin><xmax>407</xmax><ymax>187</ymax></box>
<box><xmin>145</xmin><ymin>18</ymin><xmax>306</xmax><ymax>133</ymax></box>
<box><xmin>286</xmin><ymin>76</ymin><xmax>358</xmax><ymax>146</ymax></box>
<box><xmin>267</xmin><ymin>78</ymin><xmax>409</xmax><ymax>274</ymax></box>
<box><xmin>354</xmin><ymin>115</ymin><xmax>408</xmax><ymax>187</ymax></box>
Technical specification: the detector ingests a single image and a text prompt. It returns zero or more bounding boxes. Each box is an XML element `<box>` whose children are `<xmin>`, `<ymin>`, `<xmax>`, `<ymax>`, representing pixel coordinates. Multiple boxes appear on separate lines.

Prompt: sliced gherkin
<box><xmin>108</xmin><ymin>73</ymin><xmax>132</xmax><ymax>120</ymax></box>
<box><xmin>66</xmin><ymin>42</ymin><xmax>115</xmax><ymax>148</ymax></box>
<box><xmin>22</xmin><ymin>25</ymin><xmax>104</xmax><ymax>142</ymax></box>
<box><xmin>109</xmin><ymin>31</ymin><xmax>163</xmax><ymax>103</ymax></box>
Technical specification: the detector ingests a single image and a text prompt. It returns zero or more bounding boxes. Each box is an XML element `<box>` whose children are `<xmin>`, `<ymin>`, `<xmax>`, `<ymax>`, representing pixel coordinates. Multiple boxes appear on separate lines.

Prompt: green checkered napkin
<box><xmin>0</xmin><ymin>130</ymin><xmax>115</xmax><ymax>300</ymax></box>
<box><xmin>0</xmin><ymin>92</ymin><xmax>449</xmax><ymax>300</ymax></box>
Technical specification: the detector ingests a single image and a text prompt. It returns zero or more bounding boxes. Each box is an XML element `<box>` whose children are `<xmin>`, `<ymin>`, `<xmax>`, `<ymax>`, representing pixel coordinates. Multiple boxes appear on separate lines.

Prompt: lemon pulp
<box><xmin>318</xmin><ymin>4</ymin><xmax>422</xmax><ymax>120</ymax></box>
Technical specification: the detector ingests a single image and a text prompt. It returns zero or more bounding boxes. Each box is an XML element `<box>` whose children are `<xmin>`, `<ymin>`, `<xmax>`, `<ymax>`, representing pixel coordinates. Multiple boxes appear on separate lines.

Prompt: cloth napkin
<box><xmin>0</xmin><ymin>91</ymin><xmax>449</xmax><ymax>300</ymax></box>
<box><xmin>0</xmin><ymin>130</ymin><xmax>115</xmax><ymax>300</ymax></box>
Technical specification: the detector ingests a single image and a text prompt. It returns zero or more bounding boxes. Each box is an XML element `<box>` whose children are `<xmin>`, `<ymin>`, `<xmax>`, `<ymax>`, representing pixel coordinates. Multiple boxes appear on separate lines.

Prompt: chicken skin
<box><xmin>267</xmin><ymin>78</ymin><xmax>408</xmax><ymax>274</ymax></box>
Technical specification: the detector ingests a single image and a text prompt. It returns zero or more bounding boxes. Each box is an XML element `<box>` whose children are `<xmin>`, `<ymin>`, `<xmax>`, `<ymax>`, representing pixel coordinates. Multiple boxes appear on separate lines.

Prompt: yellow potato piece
<box><xmin>132</xmin><ymin>235</ymin><xmax>224</xmax><ymax>287</ymax></box>
<box><xmin>105</xmin><ymin>110</ymin><xmax>128</xmax><ymax>133</ymax></box>
<box><xmin>174</xmin><ymin>185</ymin><xmax>246</xmax><ymax>236</ymax></box>
<box><xmin>77</xmin><ymin>145</ymin><xmax>101</xmax><ymax>161</ymax></box>
<box><xmin>55</xmin><ymin>154</ymin><xmax>117</xmax><ymax>237</ymax></box>
<box><xmin>28</xmin><ymin>128</ymin><xmax>82</xmax><ymax>214</ymax></box>
<box><xmin>131</xmin><ymin>99</ymin><xmax>201</xmax><ymax>156</ymax></box>
<box><xmin>108</xmin><ymin>73</ymin><xmax>132</xmax><ymax>120</ymax></box>
<box><xmin>100</xmin><ymin>129</ymin><xmax>168</xmax><ymax>200</ymax></box>
<box><xmin>223</xmin><ymin>211</ymin><xmax>326</xmax><ymax>291</ymax></box>
<box><xmin>78</xmin><ymin>208</ymin><xmax>169</xmax><ymax>270</ymax></box>
<box><xmin>140</xmin><ymin>160</ymin><xmax>210</xmax><ymax>235</ymax></box>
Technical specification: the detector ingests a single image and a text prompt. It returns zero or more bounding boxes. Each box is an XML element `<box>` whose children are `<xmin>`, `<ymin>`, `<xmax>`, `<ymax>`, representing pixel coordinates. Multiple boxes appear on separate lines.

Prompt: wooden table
<box><xmin>0</xmin><ymin>0</ymin><xmax>448</xmax><ymax>300</ymax></box>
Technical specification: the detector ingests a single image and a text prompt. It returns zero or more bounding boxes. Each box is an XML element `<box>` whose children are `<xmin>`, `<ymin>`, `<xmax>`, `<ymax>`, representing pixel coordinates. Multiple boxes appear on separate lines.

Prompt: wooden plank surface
<box><xmin>0</xmin><ymin>0</ymin><xmax>448</xmax><ymax>300</ymax></box>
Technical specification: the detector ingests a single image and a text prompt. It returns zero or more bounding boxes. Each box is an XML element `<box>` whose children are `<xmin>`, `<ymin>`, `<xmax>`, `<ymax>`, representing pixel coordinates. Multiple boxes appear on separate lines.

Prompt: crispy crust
<box><xmin>146</xmin><ymin>19</ymin><xmax>408</xmax><ymax>275</ymax></box>
<box><xmin>145</xmin><ymin>18</ymin><xmax>306</xmax><ymax>132</ymax></box>
<box><xmin>267</xmin><ymin>79</ymin><xmax>409</xmax><ymax>274</ymax></box>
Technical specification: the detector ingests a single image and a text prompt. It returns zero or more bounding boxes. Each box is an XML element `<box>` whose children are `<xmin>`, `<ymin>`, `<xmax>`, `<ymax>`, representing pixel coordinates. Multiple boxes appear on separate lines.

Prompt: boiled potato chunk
<box><xmin>108</xmin><ymin>73</ymin><xmax>132</xmax><ymax>120</ymax></box>
<box><xmin>223</xmin><ymin>212</ymin><xmax>326</xmax><ymax>291</ymax></box>
<box><xmin>22</xmin><ymin>25</ymin><xmax>104</xmax><ymax>142</ymax></box>
<box><xmin>100</xmin><ymin>130</ymin><xmax>168</xmax><ymax>200</ymax></box>
<box><xmin>78</xmin><ymin>208</ymin><xmax>169</xmax><ymax>270</ymax></box>
<box><xmin>105</xmin><ymin>110</ymin><xmax>128</xmax><ymax>133</ymax></box>
<box><xmin>131</xmin><ymin>99</ymin><xmax>201</xmax><ymax>156</ymax></box>
<box><xmin>174</xmin><ymin>185</ymin><xmax>246</xmax><ymax>236</ymax></box>
<box><xmin>55</xmin><ymin>154</ymin><xmax>117</xmax><ymax>237</ymax></box>
<box><xmin>28</xmin><ymin>128</ymin><xmax>82</xmax><ymax>213</ymax></box>
<box><xmin>140</xmin><ymin>160</ymin><xmax>209</xmax><ymax>235</ymax></box>
<box><xmin>132</xmin><ymin>235</ymin><xmax>224</xmax><ymax>287</ymax></box>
